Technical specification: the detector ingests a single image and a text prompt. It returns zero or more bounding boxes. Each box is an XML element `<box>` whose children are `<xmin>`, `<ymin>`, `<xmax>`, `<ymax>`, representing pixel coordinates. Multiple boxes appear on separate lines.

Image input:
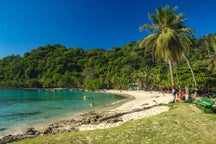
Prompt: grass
<box><xmin>14</xmin><ymin>103</ymin><xmax>216</xmax><ymax>144</ymax></box>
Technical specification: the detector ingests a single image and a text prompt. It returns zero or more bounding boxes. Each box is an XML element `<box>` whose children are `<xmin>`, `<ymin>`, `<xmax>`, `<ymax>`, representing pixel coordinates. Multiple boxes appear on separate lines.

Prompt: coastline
<box><xmin>0</xmin><ymin>90</ymin><xmax>173</xmax><ymax>143</ymax></box>
<box><xmin>79</xmin><ymin>90</ymin><xmax>172</xmax><ymax>131</ymax></box>
<box><xmin>0</xmin><ymin>90</ymin><xmax>130</xmax><ymax>138</ymax></box>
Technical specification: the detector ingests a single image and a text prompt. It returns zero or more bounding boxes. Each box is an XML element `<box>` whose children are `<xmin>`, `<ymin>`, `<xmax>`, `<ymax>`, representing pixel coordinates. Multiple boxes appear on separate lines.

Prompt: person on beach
<box><xmin>181</xmin><ymin>91</ymin><xmax>186</xmax><ymax>100</ymax></box>
<box><xmin>172</xmin><ymin>87</ymin><xmax>176</xmax><ymax>102</ymax></box>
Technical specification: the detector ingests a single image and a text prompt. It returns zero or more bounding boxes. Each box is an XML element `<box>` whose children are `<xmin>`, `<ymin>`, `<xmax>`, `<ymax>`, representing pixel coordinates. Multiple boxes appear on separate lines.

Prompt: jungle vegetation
<box><xmin>0</xmin><ymin>6</ymin><xmax>216</xmax><ymax>91</ymax></box>
<box><xmin>0</xmin><ymin>33</ymin><xmax>216</xmax><ymax>91</ymax></box>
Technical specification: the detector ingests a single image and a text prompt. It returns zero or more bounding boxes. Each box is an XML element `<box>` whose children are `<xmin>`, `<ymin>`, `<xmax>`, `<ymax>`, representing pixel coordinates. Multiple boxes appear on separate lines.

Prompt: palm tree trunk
<box><xmin>168</xmin><ymin>59</ymin><xmax>176</xmax><ymax>100</ymax></box>
<box><xmin>185</xmin><ymin>86</ymin><xmax>190</xmax><ymax>100</ymax></box>
<box><xmin>182</xmin><ymin>53</ymin><xmax>198</xmax><ymax>96</ymax></box>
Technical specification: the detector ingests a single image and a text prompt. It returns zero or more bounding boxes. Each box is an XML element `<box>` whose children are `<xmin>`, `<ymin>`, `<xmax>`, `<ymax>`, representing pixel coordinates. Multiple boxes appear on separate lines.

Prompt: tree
<box><xmin>194</xmin><ymin>34</ymin><xmax>216</xmax><ymax>73</ymax></box>
<box><xmin>139</xmin><ymin>5</ymin><xmax>195</xmax><ymax>99</ymax></box>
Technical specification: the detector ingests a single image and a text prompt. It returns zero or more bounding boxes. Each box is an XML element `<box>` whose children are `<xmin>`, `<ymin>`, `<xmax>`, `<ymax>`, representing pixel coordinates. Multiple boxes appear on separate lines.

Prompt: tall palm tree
<box><xmin>182</xmin><ymin>53</ymin><xmax>198</xmax><ymax>97</ymax></box>
<box><xmin>139</xmin><ymin>5</ymin><xmax>195</xmax><ymax>98</ymax></box>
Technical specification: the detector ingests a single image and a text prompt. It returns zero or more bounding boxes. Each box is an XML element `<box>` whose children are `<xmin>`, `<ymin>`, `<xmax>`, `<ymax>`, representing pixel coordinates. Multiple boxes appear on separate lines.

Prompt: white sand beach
<box><xmin>0</xmin><ymin>90</ymin><xmax>173</xmax><ymax>140</ymax></box>
<box><xmin>79</xmin><ymin>90</ymin><xmax>173</xmax><ymax>131</ymax></box>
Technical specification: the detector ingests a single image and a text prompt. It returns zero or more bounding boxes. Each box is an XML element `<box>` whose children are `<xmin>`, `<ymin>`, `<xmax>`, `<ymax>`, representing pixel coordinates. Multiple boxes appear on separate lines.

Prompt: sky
<box><xmin>0</xmin><ymin>0</ymin><xmax>216</xmax><ymax>59</ymax></box>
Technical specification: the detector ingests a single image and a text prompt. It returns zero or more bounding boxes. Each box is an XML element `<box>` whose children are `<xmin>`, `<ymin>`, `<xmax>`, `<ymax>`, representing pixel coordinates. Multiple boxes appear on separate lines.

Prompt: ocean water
<box><xmin>0</xmin><ymin>88</ymin><xmax>126</xmax><ymax>137</ymax></box>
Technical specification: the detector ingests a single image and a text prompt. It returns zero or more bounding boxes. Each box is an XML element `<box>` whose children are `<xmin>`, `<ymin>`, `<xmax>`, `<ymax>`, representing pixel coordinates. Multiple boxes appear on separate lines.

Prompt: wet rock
<box><xmin>25</xmin><ymin>128</ymin><xmax>40</xmax><ymax>136</ymax></box>
<box><xmin>0</xmin><ymin>135</ymin><xmax>14</xmax><ymax>144</ymax></box>
<box><xmin>0</xmin><ymin>127</ymin><xmax>42</xmax><ymax>144</ymax></box>
<box><xmin>81</xmin><ymin>111</ymin><xmax>104</xmax><ymax>124</ymax></box>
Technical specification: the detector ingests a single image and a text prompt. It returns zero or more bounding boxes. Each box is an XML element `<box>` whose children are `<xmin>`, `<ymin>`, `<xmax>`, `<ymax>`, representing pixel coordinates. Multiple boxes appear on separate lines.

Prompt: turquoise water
<box><xmin>0</xmin><ymin>88</ymin><xmax>126</xmax><ymax>136</ymax></box>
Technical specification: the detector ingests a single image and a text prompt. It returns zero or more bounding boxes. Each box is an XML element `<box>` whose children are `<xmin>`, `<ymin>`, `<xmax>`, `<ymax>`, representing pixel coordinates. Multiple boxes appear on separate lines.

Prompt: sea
<box><xmin>0</xmin><ymin>88</ymin><xmax>126</xmax><ymax>137</ymax></box>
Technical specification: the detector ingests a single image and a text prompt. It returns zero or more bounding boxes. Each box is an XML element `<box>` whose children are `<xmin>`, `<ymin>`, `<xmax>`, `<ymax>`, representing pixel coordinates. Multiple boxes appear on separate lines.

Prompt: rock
<box><xmin>81</xmin><ymin>111</ymin><xmax>104</xmax><ymax>124</ymax></box>
<box><xmin>0</xmin><ymin>135</ymin><xmax>14</xmax><ymax>144</ymax></box>
<box><xmin>99</xmin><ymin>112</ymin><xmax>127</xmax><ymax>122</ymax></box>
<box><xmin>25</xmin><ymin>128</ymin><xmax>40</xmax><ymax>136</ymax></box>
<box><xmin>0</xmin><ymin>118</ymin><xmax>81</xmax><ymax>143</ymax></box>
<box><xmin>106</xmin><ymin>117</ymin><xmax>123</xmax><ymax>123</ymax></box>
<box><xmin>0</xmin><ymin>128</ymin><xmax>41</xmax><ymax>144</ymax></box>
<box><xmin>70</xmin><ymin>126</ymin><xmax>79</xmax><ymax>132</ymax></box>
<box><xmin>42</xmin><ymin>119</ymin><xmax>80</xmax><ymax>135</ymax></box>
<box><xmin>43</xmin><ymin>127</ymin><xmax>53</xmax><ymax>135</ymax></box>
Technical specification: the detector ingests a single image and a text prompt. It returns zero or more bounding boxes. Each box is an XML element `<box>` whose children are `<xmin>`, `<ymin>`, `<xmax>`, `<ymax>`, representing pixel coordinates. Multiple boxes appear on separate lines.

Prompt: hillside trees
<box><xmin>0</xmin><ymin>33</ymin><xmax>216</xmax><ymax>90</ymax></box>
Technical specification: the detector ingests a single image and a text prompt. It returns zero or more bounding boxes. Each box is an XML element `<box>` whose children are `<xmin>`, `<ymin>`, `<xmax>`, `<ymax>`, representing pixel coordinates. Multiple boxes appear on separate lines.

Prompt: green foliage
<box><xmin>0</xmin><ymin>33</ymin><xmax>216</xmax><ymax>90</ymax></box>
<box><xmin>26</xmin><ymin>78</ymin><xmax>42</xmax><ymax>88</ymax></box>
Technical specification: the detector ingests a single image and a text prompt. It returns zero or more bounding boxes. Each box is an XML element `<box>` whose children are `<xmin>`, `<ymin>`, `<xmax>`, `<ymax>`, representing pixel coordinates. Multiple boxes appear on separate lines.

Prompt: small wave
<box><xmin>112</xmin><ymin>100</ymin><xmax>125</xmax><ymax>105</ymax></box>
<box><xmin>0</xmin><ymin>111</ymin><xmax>41</xmax><ymax>118</ymax></box>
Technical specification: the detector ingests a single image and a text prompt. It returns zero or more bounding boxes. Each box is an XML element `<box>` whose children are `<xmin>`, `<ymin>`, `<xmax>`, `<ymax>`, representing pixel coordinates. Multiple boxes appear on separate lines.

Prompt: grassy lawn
<box><xmin>14</xmin><ymin>103</ymin><xmax>216</xmax><ymax>144</ymax></box>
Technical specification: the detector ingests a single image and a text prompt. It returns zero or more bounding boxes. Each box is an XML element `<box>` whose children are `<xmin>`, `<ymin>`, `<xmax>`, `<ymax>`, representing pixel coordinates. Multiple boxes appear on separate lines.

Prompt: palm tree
<box><xmin>139</xmin><ymin>5</ymin><xmax>195</xmax><ymax>99</ymax></box>
<box><xmin>131</xmin><ymin>66</ymin><xmax>156</xmax><ymax>90</ymax></box>
<box><xmin>141</xmin><ymin>66</ymin><xmax>155</xmax><ymax>89</ymax></box>
<box><xmin>194</xmin><ymin>34</ymin><xmax>216</xmax><ymax>73</ymax></box>
<box><xmin>182</xmin><ymin>53</ymin><xmax>198</xmax><ymax>97</ymax></box>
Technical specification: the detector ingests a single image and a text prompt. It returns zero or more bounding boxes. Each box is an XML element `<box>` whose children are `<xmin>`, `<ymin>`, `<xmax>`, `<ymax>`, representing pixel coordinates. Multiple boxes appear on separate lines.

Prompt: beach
<box><xmin>0</xmin><ymin>90</ymin><xmax>173</xmax><ymax>143</ymax></box>
<box><xmin>79</xmin><ymin>90</ymin><xmax>173</xmax><ymax>131</ymax></box>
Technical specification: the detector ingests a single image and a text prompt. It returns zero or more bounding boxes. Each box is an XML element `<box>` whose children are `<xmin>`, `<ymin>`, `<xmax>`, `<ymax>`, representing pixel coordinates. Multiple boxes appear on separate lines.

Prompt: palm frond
<box><xmin>193</xmin><ymin>59</ymin><xmax>212</xmax><ymax>66</ymax></box>
<box><xmin>139</xmin><ymin>5</ymin><xmax>195</xmax><ymax>64</ymax></box>
<box><xmin>180</xmin><ymin>27</ymin><xmax>195</xmax><ymax>36</ymax></box>
<box><xmin>139</xmin><ymin>24</ymin><xmax>159</xmax><ymax>32</ymax></box>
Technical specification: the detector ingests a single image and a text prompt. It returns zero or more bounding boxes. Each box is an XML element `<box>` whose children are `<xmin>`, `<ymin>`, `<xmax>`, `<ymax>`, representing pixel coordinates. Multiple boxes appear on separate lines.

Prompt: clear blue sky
<box><xmin>0</xmin><ymin>0</ymin><xmax>216</xmax><ymax>59</ymax></box>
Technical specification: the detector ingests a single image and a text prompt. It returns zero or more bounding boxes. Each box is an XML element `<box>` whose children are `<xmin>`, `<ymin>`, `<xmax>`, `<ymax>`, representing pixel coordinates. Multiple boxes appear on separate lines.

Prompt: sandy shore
<box><xmin>0</xmin><ymin>90</ymin><xmax>173</xmax><ymax>143</ymax></box>
<box><xmin>79</xmin><ymin>90</ymin><xmax>173</xmax><ymax>131</ymax></box>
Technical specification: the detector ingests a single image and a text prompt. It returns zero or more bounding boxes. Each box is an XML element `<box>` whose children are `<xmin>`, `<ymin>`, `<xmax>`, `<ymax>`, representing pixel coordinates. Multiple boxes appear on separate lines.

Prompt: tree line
<box><xmin>0</xmin><ymin>34</ymin><xmax>215</xmax><ymax>91</ymax></box>
<box><xmin>0</xmin><ymin>6</ymin><xmax>216</xmax><ymax>91</ymax></box>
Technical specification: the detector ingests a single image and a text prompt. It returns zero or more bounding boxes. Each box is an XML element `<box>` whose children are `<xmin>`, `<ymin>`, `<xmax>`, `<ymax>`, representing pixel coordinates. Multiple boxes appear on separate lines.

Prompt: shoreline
<box><xmin>78</xmin><ymin>90</ymin><xmax>172</xmax><ymax>131</ymax></box>
<box><xmin>0</xmin><ymin>90</ymin><xmax>173</xmax><ymax>143</ymax></box>
<box><xmin>0</xmin><ymin>90</ymin><xmax>130</xmax><ymax>138</ymax></box>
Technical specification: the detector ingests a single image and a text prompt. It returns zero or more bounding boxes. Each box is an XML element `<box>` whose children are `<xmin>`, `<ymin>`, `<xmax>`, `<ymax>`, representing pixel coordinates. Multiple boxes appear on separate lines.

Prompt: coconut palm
<box><xmin>131</xmin><ymin>66</ymin><xmax>154</xmax><ymax>90</ymax></box>
<box><xmin>139</xmin><ymin>5</ymin><xmax>195</xmax><ymax>98</ymax></box>
<box><xmin>194</xmin><ymin>34</ymin><xmax>216</xmax><ymax>73</ymax></box>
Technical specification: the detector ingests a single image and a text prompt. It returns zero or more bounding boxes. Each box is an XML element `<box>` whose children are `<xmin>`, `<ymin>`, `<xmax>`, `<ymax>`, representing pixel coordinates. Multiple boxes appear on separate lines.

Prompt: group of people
<box><xmin>170</xmin><ymin>87</ymin><xmax>193</xmax><ymax>103</ymax></box>
<box><xmin>83</xmin><ymin>95</ymin><xmax>94</xmax><ymax>107</ymax></box>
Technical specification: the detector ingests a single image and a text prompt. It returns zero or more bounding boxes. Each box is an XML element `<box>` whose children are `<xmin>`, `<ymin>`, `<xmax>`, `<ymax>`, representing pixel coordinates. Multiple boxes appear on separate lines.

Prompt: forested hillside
<box><xmin>0</xmin><ymin>34</ymin><xmax>216</xmax><ymax>90</ymax></box>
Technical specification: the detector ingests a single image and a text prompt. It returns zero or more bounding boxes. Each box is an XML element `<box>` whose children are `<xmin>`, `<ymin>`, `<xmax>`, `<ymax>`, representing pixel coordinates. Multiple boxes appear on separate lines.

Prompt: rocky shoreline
<box><xmin>0</xmin><ymin>90</ymin><xmax>172</xmax><ymax>144</ymax></box>
<box><xmin>0</xmin><ymin>104</ymin><xmax>169</xmax><ymax>144</ymax></box>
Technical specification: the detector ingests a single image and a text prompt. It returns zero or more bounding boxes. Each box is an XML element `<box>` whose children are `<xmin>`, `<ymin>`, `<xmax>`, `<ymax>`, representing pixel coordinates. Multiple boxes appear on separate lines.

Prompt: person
<box><xmin>181</xmin><ymin>91</ymin><xmax>186</xmax><ymax>100</ymax></box>
<box><xmin>188</xmin><ymin>95</ymin><xmax>193</xmax><ymax>102</ymax></box>
<box><xmin>83</xmin><ymin>96</ymin><xmax>87</xmax><ymax>100</ymax></box>
<box><xmin>172</xmin><ymin>87</ymin><xmax>176</xmax><ymax>101</ymax></box>
<box><xmin>89</xmin><ymin>102</ymin><xmax>94</xmax><ymax>107</ymax></box>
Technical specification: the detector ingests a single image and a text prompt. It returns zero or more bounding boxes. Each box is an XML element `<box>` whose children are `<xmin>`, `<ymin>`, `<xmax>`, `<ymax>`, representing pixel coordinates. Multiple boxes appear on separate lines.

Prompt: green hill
<box><xmin>1</xmin><ymin>34</ymin><xmax>216</xmax><ymax>90</ymax></box>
